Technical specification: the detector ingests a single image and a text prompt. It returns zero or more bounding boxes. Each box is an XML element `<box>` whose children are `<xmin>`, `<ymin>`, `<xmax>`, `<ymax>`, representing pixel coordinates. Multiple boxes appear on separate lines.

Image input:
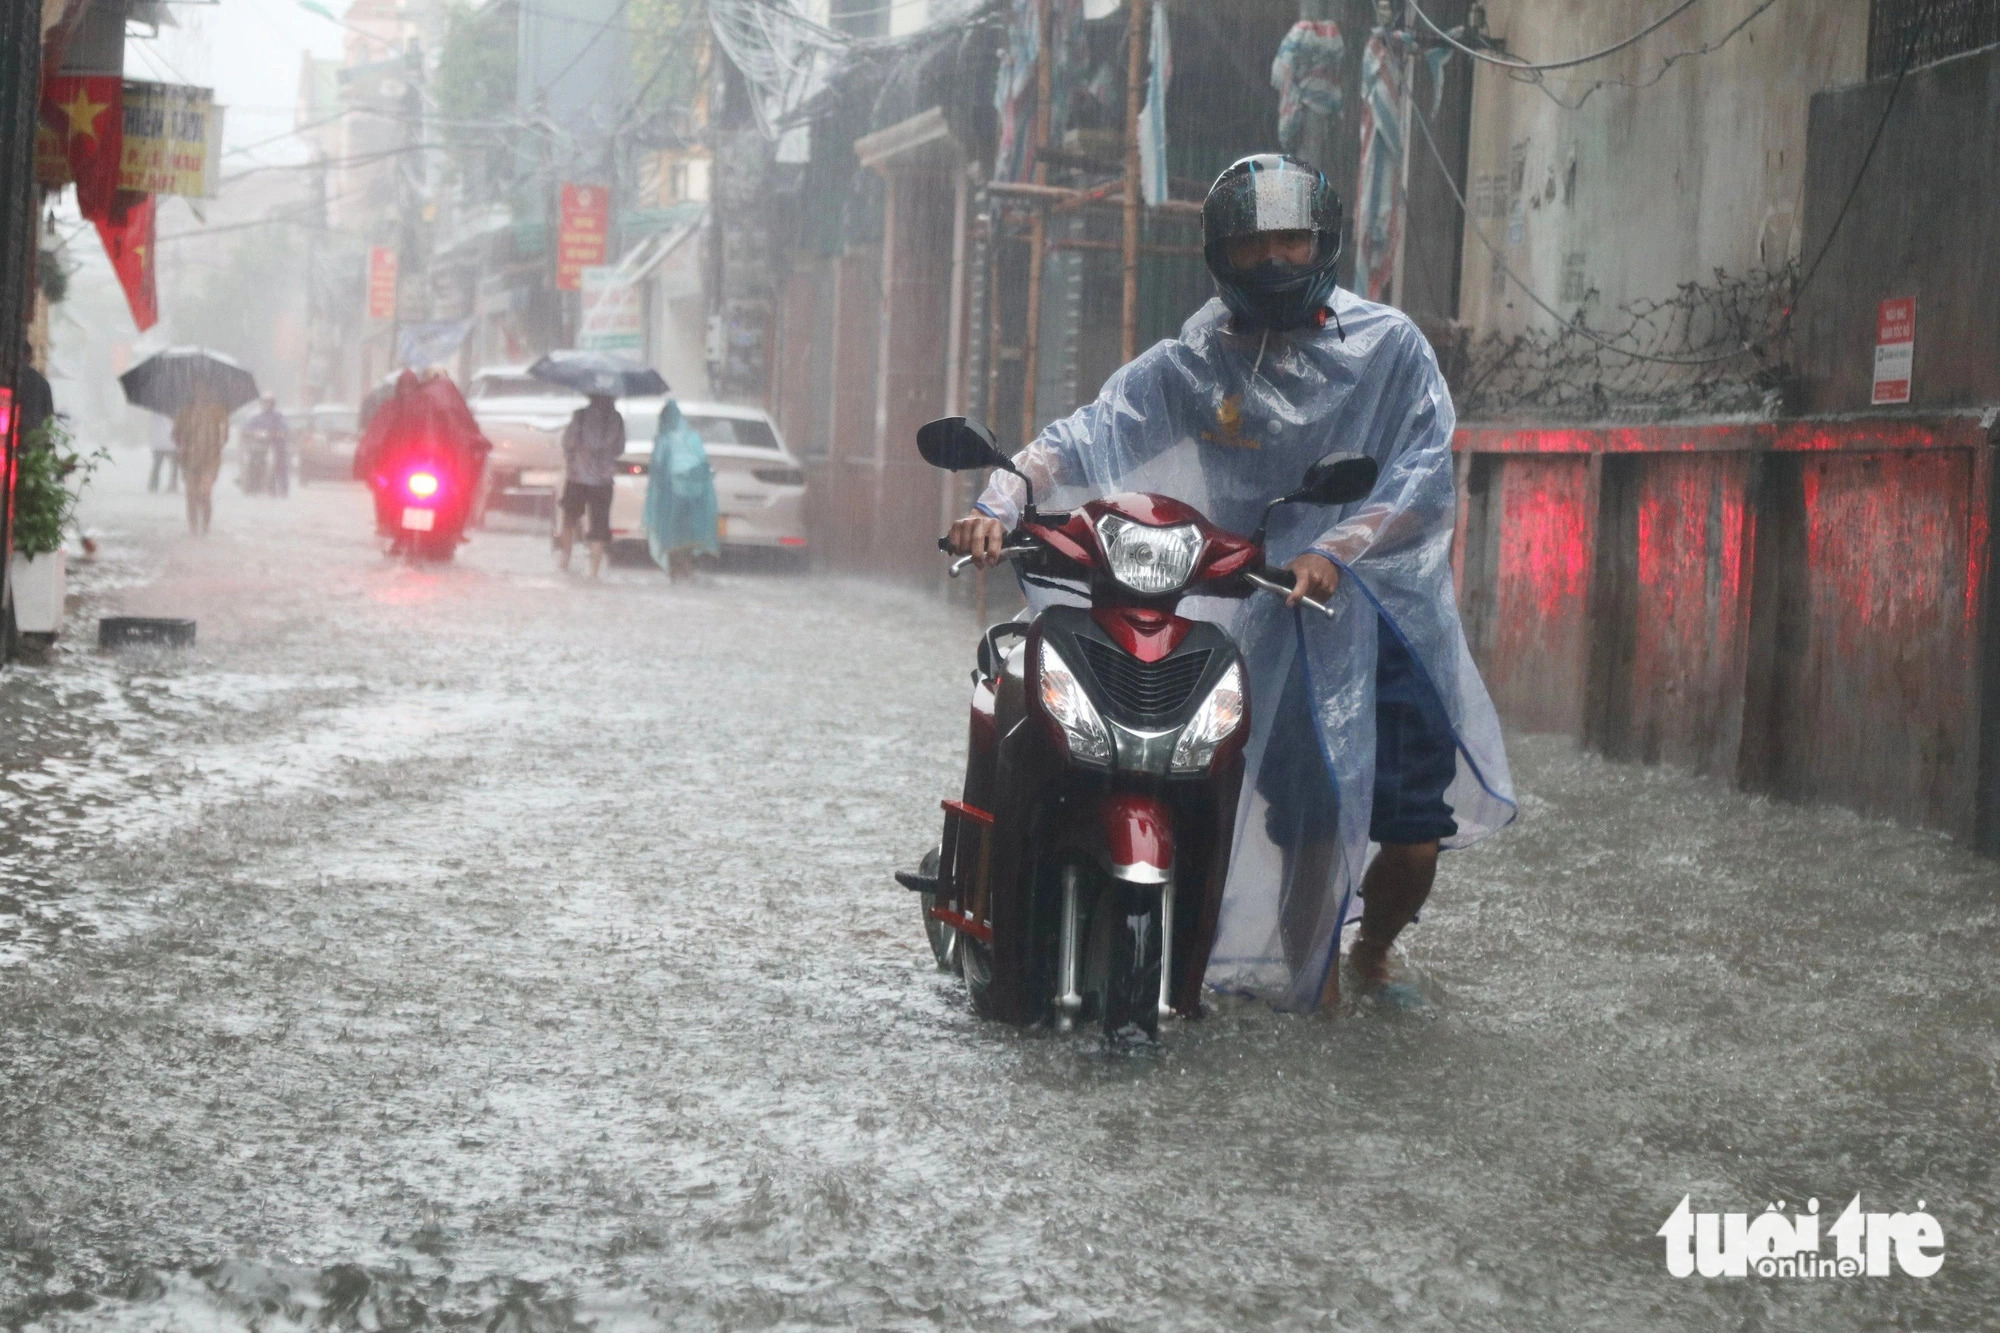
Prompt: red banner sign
<box><xmin>1872</xmin><ymin>296</ymin><xmax>1914</xmax><ymax>407</ymax></box>
<box><xmin>95</xmin><ymin>192</ymin><xmax>157</xmax><ymax>332</ymax></box>
<box><xmin>367</xmin><ymin>246</ymin><xmax>399</xmax><ymax>321</ymax></box>
<box><xmin>557</xmin><ymin>183</ymin><xmax>609</xmax><ymax>292</ymax></box>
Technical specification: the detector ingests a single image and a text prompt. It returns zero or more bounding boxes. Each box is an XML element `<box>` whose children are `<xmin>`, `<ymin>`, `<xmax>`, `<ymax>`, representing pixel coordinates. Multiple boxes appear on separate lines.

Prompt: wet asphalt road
<box><xmin>2</xmin><ymin>452</ymin><xmax>1998</xmax><ymax>1331</ymax></box>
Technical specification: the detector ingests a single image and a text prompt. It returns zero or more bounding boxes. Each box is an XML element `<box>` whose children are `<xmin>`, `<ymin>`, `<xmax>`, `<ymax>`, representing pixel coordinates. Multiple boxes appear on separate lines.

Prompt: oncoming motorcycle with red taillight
<box><xmin>352</xmin><ymin>372</ymin><xmax>493</xmax><ymax>564</ymax></box>
<box><xmin>896</xmin><ymin>416</ymin><xmax>1377</xmax><ymax>1044</ymax></box>
<box><xmin>369</xmin><ymin>452</ymin><xmax>476</xmax><ymax>562</ymax></box>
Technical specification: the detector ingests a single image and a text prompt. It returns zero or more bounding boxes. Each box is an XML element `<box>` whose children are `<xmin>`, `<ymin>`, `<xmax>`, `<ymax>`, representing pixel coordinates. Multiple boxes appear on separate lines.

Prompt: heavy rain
<box><xmin>4</xmin><ymin>1</ymin><xmax>1998</xmax><ymax>1330</ymax></box>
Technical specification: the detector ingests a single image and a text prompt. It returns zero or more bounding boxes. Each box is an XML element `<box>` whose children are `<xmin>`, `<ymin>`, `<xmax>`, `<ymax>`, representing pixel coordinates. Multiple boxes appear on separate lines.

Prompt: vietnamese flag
<box><xmin>95</xmin><ymin>191</ymin><xmax>158</xmax><ymax>332</ymax></box>
<box><xmin>39</xmin><ymin>75</ymin><xmax>123</xmax><ymax>219</ymax></box>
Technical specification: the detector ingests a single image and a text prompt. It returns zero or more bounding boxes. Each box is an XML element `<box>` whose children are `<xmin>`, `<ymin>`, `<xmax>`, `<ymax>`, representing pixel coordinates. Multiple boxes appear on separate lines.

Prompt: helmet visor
<box><xmin>1205</xmin><ymin>159</ymin><xmax>1335</xmax><ymax>242</ymax></box>
<box><xmin>1204</xmin><ymin>157</ymin><xmax>1339</xmax><ymax>278</ymax></box>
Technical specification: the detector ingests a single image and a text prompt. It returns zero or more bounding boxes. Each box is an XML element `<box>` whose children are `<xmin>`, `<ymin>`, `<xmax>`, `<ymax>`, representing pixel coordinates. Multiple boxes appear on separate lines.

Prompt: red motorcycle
<box><xmin>898</xmin><ymin>417</ymin><xmax>1376</xmax><ymax>1043</ymax></box>
<box><xmin>353</xmin><ymin>373</ymin><xmax>490</xmax><ymax>562</ymax></box>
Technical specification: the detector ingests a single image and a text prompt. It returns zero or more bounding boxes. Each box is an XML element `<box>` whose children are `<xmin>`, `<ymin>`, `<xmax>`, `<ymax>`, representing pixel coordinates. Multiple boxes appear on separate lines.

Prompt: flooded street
<box><xmin>2</xmin><ymin>457</ymin><xmax>1996</xmax><ymax>1331</ymax></box>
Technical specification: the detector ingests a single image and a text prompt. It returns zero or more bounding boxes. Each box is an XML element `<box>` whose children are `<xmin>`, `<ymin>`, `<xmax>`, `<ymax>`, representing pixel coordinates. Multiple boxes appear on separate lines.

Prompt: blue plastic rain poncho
<box><xmin>977</xmin><ymin>291</ymin><xmax>1515</xmax><ymax>1012</ymax></box>
<box><xmin>645</xmin><ymin>399</ymin><xmax>720</xmax><ymax>568</ymax></box>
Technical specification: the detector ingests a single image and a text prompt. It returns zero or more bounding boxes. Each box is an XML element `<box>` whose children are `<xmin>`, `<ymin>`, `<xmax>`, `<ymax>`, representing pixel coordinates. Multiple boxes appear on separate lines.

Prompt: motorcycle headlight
<box><xmin>1170</xmin><ymin>662</ymin><xmax>1244</xmax><ymax>774</ymax></box>
<box><xmin>1094</xmin><ymin>515</ymin><xmax>1203</xmax><ymax>596</ymax></box>
<box><xmin>1038</xmin><ymin>640</ymin><xmax>1113</xmax><ymax>766</ymax></box>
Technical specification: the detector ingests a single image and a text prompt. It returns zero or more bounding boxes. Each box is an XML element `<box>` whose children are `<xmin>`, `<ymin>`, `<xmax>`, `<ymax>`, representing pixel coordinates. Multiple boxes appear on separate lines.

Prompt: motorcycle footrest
<box><xmin>894</xmin><ymin>869</ymin><xmax>939</xmax><ymax>894</ymax></box>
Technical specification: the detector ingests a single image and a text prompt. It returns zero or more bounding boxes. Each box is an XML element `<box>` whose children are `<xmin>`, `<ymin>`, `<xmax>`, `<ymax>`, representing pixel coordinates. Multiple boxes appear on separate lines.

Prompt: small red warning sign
<box><xmin>1872</xmin><ymin>296</ymin><xmax>1913</xmax><ymax>406</ymax></box>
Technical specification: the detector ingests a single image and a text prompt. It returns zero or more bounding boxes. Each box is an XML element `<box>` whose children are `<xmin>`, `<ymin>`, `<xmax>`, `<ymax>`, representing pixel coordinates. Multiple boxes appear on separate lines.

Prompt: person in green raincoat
<box><xmin>644</xmin><ymin>398</ymin><xmax>720</xmax><ymax>580</ymax></box>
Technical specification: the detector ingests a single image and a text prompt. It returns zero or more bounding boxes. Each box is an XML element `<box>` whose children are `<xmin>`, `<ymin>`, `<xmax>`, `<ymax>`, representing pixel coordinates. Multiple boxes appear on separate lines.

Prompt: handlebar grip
<box><xmin>1245</xmin><ymin>567</ymin><xmax>1335</xmax><ymax>618</ymax></box>
<box><xmin>938</xmin><ymin>536</ymin><xmax>953</xmax><ymax>553</ymax></box>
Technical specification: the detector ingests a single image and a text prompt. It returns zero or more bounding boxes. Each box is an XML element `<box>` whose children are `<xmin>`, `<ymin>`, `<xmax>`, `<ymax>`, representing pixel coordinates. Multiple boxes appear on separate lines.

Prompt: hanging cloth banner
<box><xmin>36</xmin><ymin>75</ymin><xmax>125</xmax><ymax>219</ymax></box>
<box><xmin>992</xmin><ymin>0</ymin><xmax>1042</xmax><ymax>184</ymax></box>
<box><xmin>95</xmin><ymin>191</ymin><xmax>158</xmax><ymax>332</ymax></box>
<box><xmin>1354</xmin><ymin>23</ymin><xmax>1410</xmax><ymax>302</ymax></box>
<box><xmin>1138</xmin><ymin>1</ymin><xmax>1171</xmax><ymax>208</ymax></box>
<box><xmin>1270</xmin><ymin>20</ymin><xmax>1344</xmax><ymax>155</ymax></box>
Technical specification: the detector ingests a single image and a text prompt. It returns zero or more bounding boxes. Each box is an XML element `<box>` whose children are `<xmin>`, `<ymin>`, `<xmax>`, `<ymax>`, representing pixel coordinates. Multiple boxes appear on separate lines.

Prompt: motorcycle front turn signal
<box><xmin>1170</xmin><ymin>662</ymin><xmax>1244</xmax><ymax>773</ymax></box>
<box><xmin>1036</xmin><ymin>640</ymin><xmax>1113</xmax><ymax>767</ymax></box>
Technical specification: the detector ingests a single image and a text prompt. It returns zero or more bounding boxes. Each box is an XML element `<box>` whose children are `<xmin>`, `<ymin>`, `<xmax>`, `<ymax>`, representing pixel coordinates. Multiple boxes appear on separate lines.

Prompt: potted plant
<box><xmin>8</xmin><ymin>419</ymin><xmax>100</xmax><ymax>640</ymax></box>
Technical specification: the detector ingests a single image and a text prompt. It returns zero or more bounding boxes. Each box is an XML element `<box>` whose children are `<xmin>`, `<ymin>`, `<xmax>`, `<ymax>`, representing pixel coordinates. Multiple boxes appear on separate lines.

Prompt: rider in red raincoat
<box><xmin>352</xmin><ymin>370</ymin><xmax>492</xmax><ymax>541</ymax></box>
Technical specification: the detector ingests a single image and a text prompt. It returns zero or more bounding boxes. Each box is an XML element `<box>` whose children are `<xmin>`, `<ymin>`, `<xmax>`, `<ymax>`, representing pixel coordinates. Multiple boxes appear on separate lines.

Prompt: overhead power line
<box><xmin>1524</xmin><ymin>0</ymin><xmax>1783</xmax><ymax>110</ymax></box>
<box><xmin>1406</xmin><ymin>0</ymin><xmax>1705</xmax><ymax>72</ymax></box>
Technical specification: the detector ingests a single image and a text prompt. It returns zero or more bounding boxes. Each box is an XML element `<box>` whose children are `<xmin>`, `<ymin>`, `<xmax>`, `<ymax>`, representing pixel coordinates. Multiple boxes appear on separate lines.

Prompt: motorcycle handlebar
<box><xmin>937</xmin><ymin>537</ymin><xmax>1336</xmax><ymax>615</ymax></box>
<box><xmin>947</xmin><ymin>547</ymin><xmax>1028</xmax><ymax>579</ymax></box>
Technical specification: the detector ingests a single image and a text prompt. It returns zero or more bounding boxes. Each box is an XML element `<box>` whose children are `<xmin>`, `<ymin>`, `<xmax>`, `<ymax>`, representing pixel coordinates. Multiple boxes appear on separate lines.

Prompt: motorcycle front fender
<box><xmin>1096</xmin><ymin>791</ymin><xmax>1174</xmax><ymax>885</ymax></box>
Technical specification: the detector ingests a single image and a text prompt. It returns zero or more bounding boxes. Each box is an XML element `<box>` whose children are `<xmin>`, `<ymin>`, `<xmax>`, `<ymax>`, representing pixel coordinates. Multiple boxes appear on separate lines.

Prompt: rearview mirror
<box><xmin>917</xmin><ymin>416</ymin><xmax>1010</xmax><ymax>472</ymax></box>
<box><xmin>1292</xmin><ymin>452</ymin><xmax>1377</xmax><ymax>507</ymax></box>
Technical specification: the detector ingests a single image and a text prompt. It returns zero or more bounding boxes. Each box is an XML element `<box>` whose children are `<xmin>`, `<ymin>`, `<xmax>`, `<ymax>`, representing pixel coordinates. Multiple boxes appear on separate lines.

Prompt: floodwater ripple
<box><xmin>1</xmin><ymin>456</ymin><xmax>1996</xmax><ymax>1331</ymax></box>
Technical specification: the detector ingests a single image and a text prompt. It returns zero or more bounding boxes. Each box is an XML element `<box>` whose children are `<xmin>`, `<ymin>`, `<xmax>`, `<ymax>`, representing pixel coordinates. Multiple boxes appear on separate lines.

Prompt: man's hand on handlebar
<box><xmin>1286</xmin><ymin>552</ymin><xmax>1341</xmax><ymax>608</ymax></box>
<box><xmin>948</xmin><ymin>511</ymin><xmax>1009</xmax><ymax>568</ymax></box>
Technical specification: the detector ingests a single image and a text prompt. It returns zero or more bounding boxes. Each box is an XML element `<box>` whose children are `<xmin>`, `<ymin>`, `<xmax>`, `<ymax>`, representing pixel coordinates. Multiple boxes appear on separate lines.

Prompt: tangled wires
<box><xmin>1452</xmin><ymin>264</ymin><xmax>1798</xmax><ymax>422</ymax></box>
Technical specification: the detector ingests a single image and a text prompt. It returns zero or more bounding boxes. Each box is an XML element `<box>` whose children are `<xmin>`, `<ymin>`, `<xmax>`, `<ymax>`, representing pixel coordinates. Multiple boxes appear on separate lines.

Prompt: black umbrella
<box><xmin>120</xmin><ymin>347</ymin><xmax>260</xmax><ymax>417</ymax></box>
<box><xmin>527</xmin><ymin>349</ymin><xmax>667</xmax><ymax>399</ymax></box>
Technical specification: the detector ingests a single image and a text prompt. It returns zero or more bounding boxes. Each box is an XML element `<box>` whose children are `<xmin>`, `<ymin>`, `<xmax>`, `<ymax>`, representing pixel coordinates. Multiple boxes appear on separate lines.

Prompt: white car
<box><xmin>608</xmin><ymin>399</ymin><xmax>807</xmax><ymax>564</ymax></box>
<box><xmin>465</xmin><ymin>366</ymin><xmax>584</xmax><ymax>512</ymax></box>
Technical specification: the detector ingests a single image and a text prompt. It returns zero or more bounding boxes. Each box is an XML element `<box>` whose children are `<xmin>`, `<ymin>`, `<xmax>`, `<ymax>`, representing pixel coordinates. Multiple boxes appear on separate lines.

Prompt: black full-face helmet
<box><xmin>1202</xmin><ymin>153</ymin><xmax>1344</xmax><ymax>331</ymax></box>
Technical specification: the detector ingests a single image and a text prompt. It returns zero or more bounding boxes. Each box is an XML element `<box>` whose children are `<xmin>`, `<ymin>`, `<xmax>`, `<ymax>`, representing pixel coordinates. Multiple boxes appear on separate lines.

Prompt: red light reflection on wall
<box><xmin>1486</xmin><ymin>457</ymin><xmax>1593</xmax><ymax>733</ymax></box>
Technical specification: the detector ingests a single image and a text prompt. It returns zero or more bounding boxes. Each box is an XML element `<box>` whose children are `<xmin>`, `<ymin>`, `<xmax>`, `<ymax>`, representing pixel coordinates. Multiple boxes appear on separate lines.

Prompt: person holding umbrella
<box><xmin>558</xmin><ymin>393</ymin><xmax>624</xmax><ymax>577</ymax></box>
<box><xmin>526</xmin><ymin>351</ymin><xmax>667</xmax><ymax>579</ymax></box>
<box><xmin>119</xmin><ymin>348</ymin><xmax>259</xmax><ymax>536</ymax></box>
<box><xmin>174</xmin><ymin>388</ymin><xmax>230</xmax><ymax>535</ymax></box>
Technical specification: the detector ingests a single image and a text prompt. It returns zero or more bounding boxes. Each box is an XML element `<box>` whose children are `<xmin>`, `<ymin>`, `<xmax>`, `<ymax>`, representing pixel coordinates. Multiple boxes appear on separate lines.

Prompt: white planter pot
<box><xmin>8</xmin><ymin>550</ymin><xmax>66</xmax><ymax>635</ymax></box>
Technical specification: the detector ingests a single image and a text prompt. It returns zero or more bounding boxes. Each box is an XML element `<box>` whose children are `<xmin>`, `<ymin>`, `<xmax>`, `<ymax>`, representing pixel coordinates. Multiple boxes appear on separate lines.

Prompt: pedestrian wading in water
<box><xmin>174</xmin><ymin>389</ymin><xmax>230</xmax><ymax>537</ymax></box>
<box><xmin>559</xmin><ymin>393</ymin><xmax>626</xmax><ymax>578</ymax></box>
<box><xmin>645</xmin><ymin>398</ymin><xmax>720</xmax><ymax>581</ymax></box>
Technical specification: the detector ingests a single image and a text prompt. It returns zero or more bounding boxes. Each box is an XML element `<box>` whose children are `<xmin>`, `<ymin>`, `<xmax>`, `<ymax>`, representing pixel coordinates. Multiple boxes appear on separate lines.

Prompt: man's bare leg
<box><xmin>1348</xmin><ymin>840</ymin><xmax>1440</xmax><ymax>990</ymax></box>
<box><xmin>587</xmin><ymin>540</ymin><xmax>606</xmax><ymax>578</ymax></box>
<box><xmin>555</xmin><ymin>518</ymin><xmax>576</xmax><ymax>570</ymax></box>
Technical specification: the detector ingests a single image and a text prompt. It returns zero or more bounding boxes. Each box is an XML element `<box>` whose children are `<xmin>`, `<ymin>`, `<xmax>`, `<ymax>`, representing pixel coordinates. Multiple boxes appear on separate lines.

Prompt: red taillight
<box><xmin>778</xmin><ymin>536</ymin><xmax>806</xmax><ymax>547</ymax></box>
<box><xmin>405</xmin><ymin>470</ymin><xmax>440</xmax><ymax>498</ymax></box>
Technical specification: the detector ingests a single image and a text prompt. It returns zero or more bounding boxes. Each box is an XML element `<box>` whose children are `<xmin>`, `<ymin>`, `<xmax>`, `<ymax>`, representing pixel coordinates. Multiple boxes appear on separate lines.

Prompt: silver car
<box><xmin>465</xmin><ymin>366</ymin><xmax>584</xmax><ymax>513</ymax></box>
<box><xmin>608</xmin><ymin>399</ymin><xmax>807</xmax><ymax>564</ymax></box>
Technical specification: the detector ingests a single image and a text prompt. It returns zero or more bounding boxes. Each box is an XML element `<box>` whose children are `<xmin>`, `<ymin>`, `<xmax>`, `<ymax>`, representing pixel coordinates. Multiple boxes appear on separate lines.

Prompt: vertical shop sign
<box><xmin>578</xmin><ymin>268</ymin><xmax>643</xmax><ymax>354</ymax></box>
<box><xmin>368</xmin><ymin>247</ymin><xmax>399</xmax><ymax>320</ymax></box>
<box><xmin>557</xmin><ymin>183</ymin><xmax>610</xmax><ymax>292</ymax></box>
<box><xmin>1872</xmin><ymin>297</ymin><xmax>1914</xmax><ymax>406</ymax></box>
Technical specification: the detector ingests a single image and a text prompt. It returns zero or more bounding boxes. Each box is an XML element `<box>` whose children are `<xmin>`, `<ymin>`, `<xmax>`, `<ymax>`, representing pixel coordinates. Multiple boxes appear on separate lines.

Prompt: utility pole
<box><xmin>1120</xmin><ymin>0</ymin><xmax>1145</xmax><ymax>362</ymax></box>
<box><xmin>1018</xmin><ymin>0</ymin><xmax>1053</xmax><ymax>447</ymax></box>
<box><xmin>1388</xmin><ymin>6</ymin><xmax>1416</xmax><ymax>311</ymax></box>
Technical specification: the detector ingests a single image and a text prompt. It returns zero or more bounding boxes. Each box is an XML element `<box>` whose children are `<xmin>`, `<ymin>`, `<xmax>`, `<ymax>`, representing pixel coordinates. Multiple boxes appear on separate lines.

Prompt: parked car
<box><xmin>607</xmin><ymin>399</ymin><xmax>807</xmax><ymax>565</ymax></box>
<box><xmin>296</xmin><ymin>403</ymin><xmax>359</xmax><ymax>482</ymax></box>
<box><xmin>465</xmin><ymin>366</ymin><xmax>584</xmax><ymax>517</ymax></box>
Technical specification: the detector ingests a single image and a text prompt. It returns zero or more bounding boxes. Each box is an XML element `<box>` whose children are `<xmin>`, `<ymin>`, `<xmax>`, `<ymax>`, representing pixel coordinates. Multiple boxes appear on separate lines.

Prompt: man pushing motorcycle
<box><xmin>948</xmin><ymin>153</ymin><xmax>1515</xmax><ymax>1011</ymax></box>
